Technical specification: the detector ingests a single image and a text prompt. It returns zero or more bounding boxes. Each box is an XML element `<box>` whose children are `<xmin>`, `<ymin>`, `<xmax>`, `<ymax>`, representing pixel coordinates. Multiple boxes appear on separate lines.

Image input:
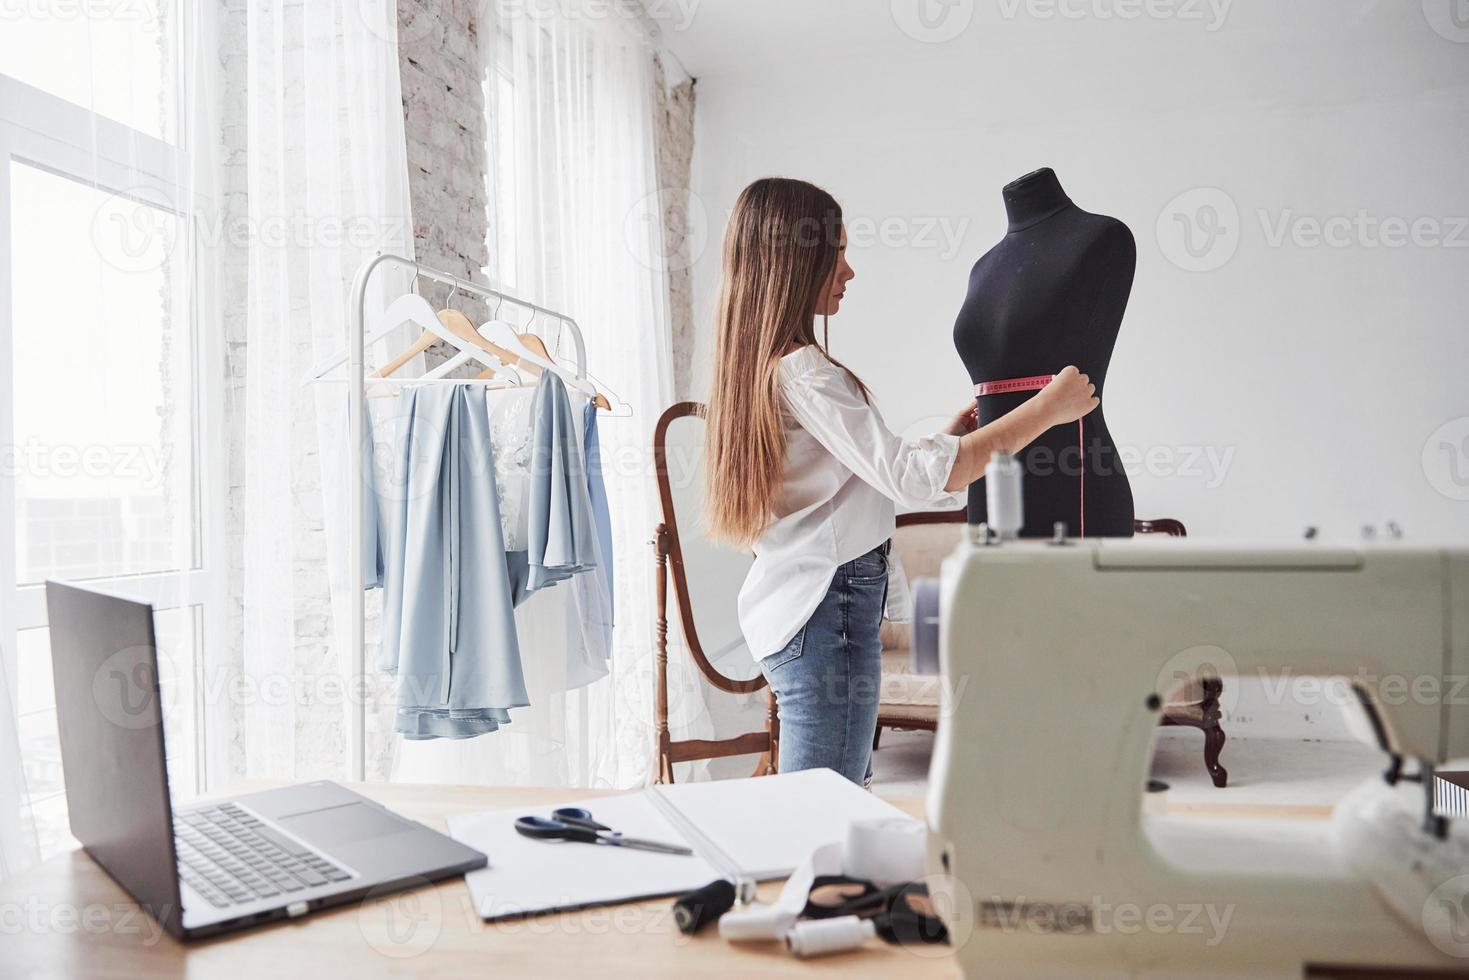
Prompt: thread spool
<box><xmin>909</xmin><ymin>577</ymin><xmax>942</xmax><ymax>676</ymax></box>
<box><xmin>844</xmin><ymin>818</ymin><xmax>927</xmax><ymax>886</ymax></box>
<box><xmin>986</xmin><ymin>452</ymin><xmax>1023</xmax><ymax>539</ymax></box>
<box><xmin>673</xmin><ymin>879</ymin><xmax>737</xmax><ymax>935</ymax></box>
<box><xmin>718</xmin><ymin>903</ymin><xmax>798</xmax><ymax>942</ymax></box>
<box><xmin>785</xmin><ymin>915</ymin><xmax>876</xmax><ymax>958</ymax></box>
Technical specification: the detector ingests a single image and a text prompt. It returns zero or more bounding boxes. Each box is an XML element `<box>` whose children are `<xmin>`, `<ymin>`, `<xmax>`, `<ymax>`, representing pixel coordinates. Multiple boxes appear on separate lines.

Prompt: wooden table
<box><xmin>0</xmin><ymin>783</ymin><xmax>960</xmax><ymax>979</ymax></box>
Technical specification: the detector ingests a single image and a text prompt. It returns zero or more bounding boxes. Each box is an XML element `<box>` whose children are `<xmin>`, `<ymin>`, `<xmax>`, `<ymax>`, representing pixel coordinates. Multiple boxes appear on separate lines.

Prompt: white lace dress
<box><xmin>485</xmin><ymin>387</ymin><xmax>537</xmax><ymax>552</ymax></box>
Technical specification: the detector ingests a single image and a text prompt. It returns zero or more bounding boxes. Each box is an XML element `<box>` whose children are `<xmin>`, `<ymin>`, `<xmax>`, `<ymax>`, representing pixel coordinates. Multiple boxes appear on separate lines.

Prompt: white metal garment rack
<box><xmin>338</xmin><ymin>252</ymin><xmax>593</xmax><ymax>780</ymax></box>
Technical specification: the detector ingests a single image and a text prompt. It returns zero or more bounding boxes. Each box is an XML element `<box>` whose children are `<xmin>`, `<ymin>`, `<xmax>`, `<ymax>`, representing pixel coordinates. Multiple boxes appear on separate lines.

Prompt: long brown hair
<box><xmin>703</xmin><ymin>177</ymin><xmax>869</xmax><ymax>547</ymax></box>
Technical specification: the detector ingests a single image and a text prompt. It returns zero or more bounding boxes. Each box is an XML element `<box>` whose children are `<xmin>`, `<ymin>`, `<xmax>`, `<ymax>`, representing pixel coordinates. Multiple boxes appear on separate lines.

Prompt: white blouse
<box><xmin>736</xmin><ymin>346</ymin><xmax>966</xmax><ymax>661</ymax></box>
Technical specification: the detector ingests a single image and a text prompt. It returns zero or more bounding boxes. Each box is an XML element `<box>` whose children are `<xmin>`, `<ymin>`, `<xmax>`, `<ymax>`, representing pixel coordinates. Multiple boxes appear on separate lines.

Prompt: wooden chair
<box><xmin>652</xmin><ymin>403</ymin><xmax>777</xmax><ymax>784</ymax></box>
<box><xmin>876</xmin><ymin>509</ymin><xmax>1228</xmax><ymax>788</ymax></box>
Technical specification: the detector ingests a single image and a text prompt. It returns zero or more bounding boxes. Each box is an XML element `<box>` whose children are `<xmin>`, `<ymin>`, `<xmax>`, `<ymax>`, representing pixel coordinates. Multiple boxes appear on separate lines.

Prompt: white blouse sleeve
<box><xmin>780</xmin><ymin>353</ymin><xmax>967</xmax><ymax>511</ymax></box>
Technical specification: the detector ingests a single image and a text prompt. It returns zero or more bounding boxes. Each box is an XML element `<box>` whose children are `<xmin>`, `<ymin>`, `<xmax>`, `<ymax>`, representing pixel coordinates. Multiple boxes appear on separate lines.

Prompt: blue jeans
<box><xmin>758</xmin><ymin>541</ymin><xmax>889</xmax><ymax>786</ymax></box>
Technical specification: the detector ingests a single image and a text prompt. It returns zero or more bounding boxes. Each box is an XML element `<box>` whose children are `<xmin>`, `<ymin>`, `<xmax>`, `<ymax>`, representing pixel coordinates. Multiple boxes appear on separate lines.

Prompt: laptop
<box><xmin>44</xmin><ymin>581</ymin><xmax>488</xmax><ymax>940</ymax></box>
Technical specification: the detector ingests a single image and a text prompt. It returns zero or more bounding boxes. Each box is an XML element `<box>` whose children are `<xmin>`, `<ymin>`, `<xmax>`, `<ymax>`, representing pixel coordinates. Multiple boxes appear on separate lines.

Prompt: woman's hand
<box><xmin>1033</xmin><ymin>366</ymin><xmax>1098</xmax><ymax>426</ymax></box>
<box><xmin>943</xmin><ymin>366</ymin><xmax>1099</xmax><ymax>491</ymax></box>
<box><xmin>944</xmin><ymin>401</ymin><xmax>979</xmax><ymax>436</ymax></box>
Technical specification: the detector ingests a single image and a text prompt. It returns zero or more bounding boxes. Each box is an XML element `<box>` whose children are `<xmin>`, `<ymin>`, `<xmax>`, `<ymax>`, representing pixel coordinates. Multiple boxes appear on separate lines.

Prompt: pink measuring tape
<box><xmin>973</xmin><ymin>374</ymin><xmax>1086</xmax><ymax>537</ymax></box>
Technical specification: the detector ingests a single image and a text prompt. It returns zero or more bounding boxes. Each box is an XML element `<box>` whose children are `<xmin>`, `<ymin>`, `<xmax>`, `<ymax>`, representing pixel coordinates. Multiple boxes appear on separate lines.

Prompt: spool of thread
<box><xmin>843</xmin><ymin>818</ymin><xmax>927</xmax><ymax>886</ymax></box>
<box><xmin>785</xmin><ymin>915</ymin><xmax>876</xmax><ymax>958</ymax></box>
<box><xmin>909</xmin><ymin>577</ymin><xmax>942</xmax><ymax>676</ymax></box>
<box><xmin>673</xmin><ymin>879</ymin><xmax>737</xmax><ymax>935</ymax></box>
<box><xmin>985</xmin><ymin>452</ymin><xmax>1023</xmax><ymax>539</ymax></box>
<box><xmin>718</xmin><ymin>903</ymin><xmax>798</xmax><ymax>942</ymax></box>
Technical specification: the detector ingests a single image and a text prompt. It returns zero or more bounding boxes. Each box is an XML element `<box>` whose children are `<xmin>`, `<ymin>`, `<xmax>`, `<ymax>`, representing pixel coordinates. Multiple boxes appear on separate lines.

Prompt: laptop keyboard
<box><xmin>174</xmin><ymin>802</ymin><xmax>353</xmax><ymax>908</ymax></box>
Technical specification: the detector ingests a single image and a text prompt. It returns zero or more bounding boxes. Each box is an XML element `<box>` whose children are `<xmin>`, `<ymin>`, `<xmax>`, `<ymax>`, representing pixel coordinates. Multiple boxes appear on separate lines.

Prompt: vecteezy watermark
<box><xmin>1258</xmin><ymin>209</ymin><xmax>1469</xmax><ymax>250</ymax></box>
<box><xmin>92</xmin><ymin>644</ymin><xmax>177</xmax><ymax>731</ymax></box>
<box><xmin>891</xmin><ymin>0</ymin><xmax>976</xmax><ymax>43</ymax></box>
<box><xmin>1422</xmin><ymin>0</ymin><xmax>1469</xmax><ymax>43</ymax></box>
<box><xmin>92</xmin><ymin>185</ymin><xmax>412</xmax><ymax>275</ymax></box>
<box><xmin>844</xmin><ymin>213</ymin><xmax>972</xmax><ymax>261</ymax></box>
<box><xmin>996</xmin><ymin>0</ymin><xmax>1234</xmax><ymax>31</ymax></box>
<box><xmin>0</xmin><ymin>0</ymin><xmax>160</xmax><ymax>30</ymax></box>
<box><xmin>493</xmin><ymin>0</ymin><xmax>702</xmax><ymax>32</ymax></box>
<box><xmin>1423</xmin><ymin>416</ymin><xmax>1469</xmax><ymax>501</ymax></box>
<box><xmin>976</xmin><ymin>896</ymin><xmax>1234</xmax><ymax>946</ymax></box>
<box><xmin>896</xmin><ymin>414</ymin><xmax>1238</xmax><ymax>489</ymax></box>
<box><xmin>1156</xmin><ymin>187</ymin><xmax>1241</xmax><ymax>272</ymax></box>
<box><xmin>358</xmin><ymin>878</ymin><xmax>443</xmax><ymax>958</ymax></box>
<box><xmin>1423</xmin><ymin>873</ymin><xmax>1469</xmax><ymax>958</ymax></box>
<box><xmin>1256</xmin><ymin>668</ymin><xmax>1469</xmax><ymax>710</ymax></box>
<box><xmin>1154</xmin><ymin>645</ymin><xmax>1239</xmax><ymax>716</ymax></box>
<box><xmin>624</xmin><ymin>187</ymin><xmax>709</xmax><ymax>274</ymax></box>
<box><xmin>0</xmin><ymin>897</ymin><xmax>169</xmax><ymax>944</ymax></box>
<box><xmin>0</xmin><ymin>439</ymin><xmax>170</xmax><ymax>491</ymax></box>
<box><xmin>1158</xmin><ymin>187</ymin><xmax>1468</xmax><ymax>271</ymax></box>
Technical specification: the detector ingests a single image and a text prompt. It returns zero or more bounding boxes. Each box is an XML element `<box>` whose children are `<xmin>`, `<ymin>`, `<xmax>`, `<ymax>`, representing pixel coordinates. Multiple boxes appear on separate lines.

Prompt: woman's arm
<box><xmin>942</xmin><ymin>366</ymin><xmax>1098</xmax><ymax>492</ymax></box>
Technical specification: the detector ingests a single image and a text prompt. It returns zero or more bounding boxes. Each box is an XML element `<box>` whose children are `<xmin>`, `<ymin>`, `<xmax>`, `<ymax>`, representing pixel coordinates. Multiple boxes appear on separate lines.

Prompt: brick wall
<box><xmin>397</xmin><ymin>0</ymin><xmax>492</xmax><ymax>335</ymax></box>
<box><xmin>652</xmin><ymin>54</ymin><xmax>698</xmax><ymax>401</ymax></box>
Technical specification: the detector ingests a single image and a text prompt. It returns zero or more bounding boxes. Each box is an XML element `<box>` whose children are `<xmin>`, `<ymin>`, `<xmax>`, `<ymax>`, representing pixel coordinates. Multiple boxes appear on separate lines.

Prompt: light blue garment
<box><xmin>374</xmin><ymin>385</ymin><xmax>529</xmax><ymax>739</ymax></box>
<box><xmin>582</xmin><ymin>399</ymin><xmax>614</xmax><ymax>623</ymax></box>
<box><xmin>525</xmin><ymin>372</ymin><xmax>599</xmax><ymax>592</ymax></box>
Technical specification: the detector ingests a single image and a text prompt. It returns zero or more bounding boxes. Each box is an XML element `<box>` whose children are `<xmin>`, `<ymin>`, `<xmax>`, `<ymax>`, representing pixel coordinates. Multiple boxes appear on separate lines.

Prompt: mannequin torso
<box><xmin>952</xmin><ymin>167</ymin><xmax>1136</xmax><ymax>537</ymax></box>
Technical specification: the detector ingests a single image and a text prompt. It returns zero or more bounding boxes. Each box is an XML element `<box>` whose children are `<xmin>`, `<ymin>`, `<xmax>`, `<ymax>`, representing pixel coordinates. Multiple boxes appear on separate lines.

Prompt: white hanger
<box><xmin>418</xmin><ymin>283</ymin><xmax>522</xmax><ymax>383</ymax></box>
<box><xmin>422</xmin><ymin>346</ymin><xmax>519</xmax><ymax>382</ymax></box>
<box><xmin>477</xmin><ymin>318</ymin><xmax>600</xmax><ymax>397</ymax></box>
<box><xmin>308</xmin><ymin>288</ymin><xmax>441</xmax><ymax>381</ymax></box>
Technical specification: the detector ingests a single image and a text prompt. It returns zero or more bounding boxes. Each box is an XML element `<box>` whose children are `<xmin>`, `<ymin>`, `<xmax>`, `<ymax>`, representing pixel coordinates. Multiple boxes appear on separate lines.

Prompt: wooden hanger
<box><xmin>472</xmin><ymin>325</ymin><xmax>611</xmax><ymax>410</ymax></box>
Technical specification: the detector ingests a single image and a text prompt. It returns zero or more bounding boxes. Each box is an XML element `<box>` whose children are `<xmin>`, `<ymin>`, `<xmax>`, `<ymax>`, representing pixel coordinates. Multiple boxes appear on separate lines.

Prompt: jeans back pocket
<box><xmin>759</xmin><ymin>627</ymin><xmax>806</xmax><ymax>673</ymax></box>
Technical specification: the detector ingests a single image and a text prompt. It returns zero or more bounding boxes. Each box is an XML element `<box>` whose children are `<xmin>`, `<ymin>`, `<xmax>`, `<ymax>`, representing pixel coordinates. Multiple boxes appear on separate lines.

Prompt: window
<box><xmin>1</xmin><ymin>5</ymin><xmax>218</xmax><ymax>860</ymax></box>
<box><xmin>0</xmin><ymin>0</ymin><xmax>173</xmax><ymax>142</ymax></box>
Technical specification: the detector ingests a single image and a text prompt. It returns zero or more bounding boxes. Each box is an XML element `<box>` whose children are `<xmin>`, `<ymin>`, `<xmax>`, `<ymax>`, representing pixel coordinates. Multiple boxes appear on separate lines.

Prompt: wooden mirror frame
<box><xmin>652</xmin><ymin>402</ymin><xmax>777</xmax><ymax>783</ymax></box>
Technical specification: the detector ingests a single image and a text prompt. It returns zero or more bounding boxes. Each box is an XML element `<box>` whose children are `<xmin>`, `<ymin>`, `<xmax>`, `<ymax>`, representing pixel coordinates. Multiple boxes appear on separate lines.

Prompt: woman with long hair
<box><xmin>704</xmin><ymin>177</ymin><xmax>1098</xmax><ymax>786</ymax></box>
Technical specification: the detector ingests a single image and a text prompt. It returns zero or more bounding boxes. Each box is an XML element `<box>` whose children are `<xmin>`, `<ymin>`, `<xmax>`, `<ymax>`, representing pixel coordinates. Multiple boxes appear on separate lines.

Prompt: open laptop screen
<box><xmin>44</xmin><ymin>581</ymin><xmax>183</xmax><ymax>936</ymax></box>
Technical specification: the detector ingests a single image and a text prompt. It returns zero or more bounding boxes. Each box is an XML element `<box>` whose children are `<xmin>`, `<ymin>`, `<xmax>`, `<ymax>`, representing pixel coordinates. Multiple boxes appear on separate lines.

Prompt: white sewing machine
<box><xmin>923</xmin><ymin>529</ymin><xmax>1469</xmax><ymax>978</ymax></box>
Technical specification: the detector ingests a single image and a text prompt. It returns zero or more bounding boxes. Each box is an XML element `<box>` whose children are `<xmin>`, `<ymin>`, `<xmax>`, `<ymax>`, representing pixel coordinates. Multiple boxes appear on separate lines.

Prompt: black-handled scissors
<box><xmin>514</xmin><ymin>807</ymin><xmax>693</xmax><ymax>856</ymax></box>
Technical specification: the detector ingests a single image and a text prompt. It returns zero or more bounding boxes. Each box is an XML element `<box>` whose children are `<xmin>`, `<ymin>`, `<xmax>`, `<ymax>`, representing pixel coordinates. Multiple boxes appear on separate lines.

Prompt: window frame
<box><xmin>0</xmin><ymin>69</ymin><xmax>225</xmax><ymax>805</ymax></box>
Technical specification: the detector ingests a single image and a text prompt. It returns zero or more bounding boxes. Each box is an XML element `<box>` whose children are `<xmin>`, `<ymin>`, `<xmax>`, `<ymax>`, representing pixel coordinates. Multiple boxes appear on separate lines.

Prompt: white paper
<box><xmin>652</xmin><ymin>768</ymin><xmax>917</xmax><ymax>879</ymax></box>
<box><xmin>447</xmin><ymin>768</ymin><xmax>921</xmax><ymax>920</ymax></box>
<box><xmin>447</xmin><ymin>792</ymin><xmax>721</xmax><ymax>920</ymax></box>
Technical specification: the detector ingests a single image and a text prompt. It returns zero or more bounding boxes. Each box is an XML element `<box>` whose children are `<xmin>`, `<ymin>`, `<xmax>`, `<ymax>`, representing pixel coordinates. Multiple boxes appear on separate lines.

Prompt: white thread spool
<box><xmin>786</xmin><ymin>916</ymin><xmax>876</xmax><ymax>958</ymax></box>
<box><xmin>986</xmin><ymin>452</ymin><xmax>1024</xmax><ymax>540</ymax></box>
<box><xmin>718</xmin><ymin>904</ymin><xmax>798</xmax><ymax>942</ymax></box>
<box><xmin>844</xmin><ymin>818</ymin><xmax>927</xmax><ymax>886</ymax></box>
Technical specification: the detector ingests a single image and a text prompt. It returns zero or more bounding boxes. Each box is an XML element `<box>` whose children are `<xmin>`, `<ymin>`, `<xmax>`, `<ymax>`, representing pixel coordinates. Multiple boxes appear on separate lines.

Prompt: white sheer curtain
<box><xmin>393</xmin><ymin>2</ymin><xmax>702</xmax><ymax>789</ymax></box>
<box><xmin>235</xmin><ymin>0</ymin><xmax>415</xmax><ymax>781</ymax></box>
<box><xmin>0</xmin><ymin>638</ymin><xmax>36</xmax><ymax>880</ymax></box>
<box><xmin>0</xmin><ymin>1</ymin><xmax>219</xmax><ymax>876</ymax></box>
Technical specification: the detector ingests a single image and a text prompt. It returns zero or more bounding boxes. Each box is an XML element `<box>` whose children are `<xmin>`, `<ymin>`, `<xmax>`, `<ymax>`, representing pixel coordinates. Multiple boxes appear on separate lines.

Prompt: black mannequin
<box><xmin>952</xmin><ymin>167</ymin><xmax>1135</xmax><ymax>537</ymax></box>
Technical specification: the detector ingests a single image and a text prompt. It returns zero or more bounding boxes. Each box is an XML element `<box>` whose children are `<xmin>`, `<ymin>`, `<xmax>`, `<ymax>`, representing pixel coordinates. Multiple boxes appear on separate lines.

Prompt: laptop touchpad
<box><xmin>277</xmin><ymin>802</ymin><xmax>414</xmax><ymax>845</ymax></box>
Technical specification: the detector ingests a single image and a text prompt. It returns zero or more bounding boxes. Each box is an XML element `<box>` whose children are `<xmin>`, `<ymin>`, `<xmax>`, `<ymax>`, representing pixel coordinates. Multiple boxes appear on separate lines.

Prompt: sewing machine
<box><xmin>922</xmin><ymin>530</ymin><xmax>1469</xmax><ymax>978</ymax></box>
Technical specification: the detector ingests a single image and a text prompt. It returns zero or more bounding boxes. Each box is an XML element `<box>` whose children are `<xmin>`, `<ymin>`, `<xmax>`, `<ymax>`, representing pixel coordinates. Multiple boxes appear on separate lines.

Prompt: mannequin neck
<box><xmin>1003</xmin><ymin>168</ymin><xmax>1073</xmax><ymax>232</ymax></box>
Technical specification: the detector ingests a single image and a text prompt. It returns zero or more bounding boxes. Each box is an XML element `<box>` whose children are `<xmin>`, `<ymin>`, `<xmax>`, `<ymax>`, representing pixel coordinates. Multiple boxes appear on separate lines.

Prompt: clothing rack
<box><xmin>341</xmin><ymin>253</ymin><xmax>592</xmax><ymax>780</ymax></box>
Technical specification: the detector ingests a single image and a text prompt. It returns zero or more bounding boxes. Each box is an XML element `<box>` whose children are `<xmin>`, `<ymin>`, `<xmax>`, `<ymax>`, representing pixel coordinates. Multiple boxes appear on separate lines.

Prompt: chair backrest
<box><xmin>653</xmin><ymin>402</ymin><xmax>765</xmax><ymax>694</ymax></box>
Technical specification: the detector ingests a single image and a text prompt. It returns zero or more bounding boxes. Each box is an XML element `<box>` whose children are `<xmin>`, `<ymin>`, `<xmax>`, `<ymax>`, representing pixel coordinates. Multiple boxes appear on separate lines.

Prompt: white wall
<box><xmin>677</xmin><ymin>0</ymin><xmax>1469</xmax><ymax>542</ymax></box>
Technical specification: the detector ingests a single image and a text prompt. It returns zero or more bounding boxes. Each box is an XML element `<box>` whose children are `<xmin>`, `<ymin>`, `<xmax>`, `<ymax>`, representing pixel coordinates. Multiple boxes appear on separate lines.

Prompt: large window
<box><xmin>0</xmin><ymin>4</ymin><xmax>217</xmax><ymax>859</ymax></box>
